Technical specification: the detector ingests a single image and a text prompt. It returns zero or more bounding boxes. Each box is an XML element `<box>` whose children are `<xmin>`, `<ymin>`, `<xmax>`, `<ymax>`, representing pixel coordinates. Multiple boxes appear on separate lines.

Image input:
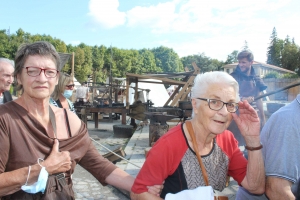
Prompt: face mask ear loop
<box><xmin>24</xmin><ymin>165</ymin><xmax>31</xmax><ymax>185</ymax></box>
<box><xmin>37</xmin><ymin>158</ymin><xmax>44</xmax><ymax>167</ymax></box>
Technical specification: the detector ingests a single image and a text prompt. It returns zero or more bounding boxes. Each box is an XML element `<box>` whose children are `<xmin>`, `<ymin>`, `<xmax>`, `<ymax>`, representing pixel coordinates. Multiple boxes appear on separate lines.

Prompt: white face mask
<box><xmin>21</xmin><ymin>167</ymin><xmax>48</xmax><ymax>194</ymax></box>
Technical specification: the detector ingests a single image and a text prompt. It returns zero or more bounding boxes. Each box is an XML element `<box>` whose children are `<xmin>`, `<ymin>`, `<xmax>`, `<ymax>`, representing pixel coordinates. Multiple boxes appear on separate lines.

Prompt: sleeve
<box><xmin>78</xmin><ymin>142</ymin><xmax>117</xmax><ymax>185</ymax></box>
<box><xmin>217</xmin><ymin>131</ymin><xmax>247</xmax><ymax>185</ymax></box>
<box><xmin>261</xmin><ymin>109</ymin><xmax>300</xmax><ymax>183</ymax></box>
<box><xmin>131</xmin><ymin>132</ymin><xmax>185</xmax><ymax>194</ymax></box>
<box><xmin>0</xmin><ymin>116</ymin><xmax>10</xmax><ymax>173</ymax></box>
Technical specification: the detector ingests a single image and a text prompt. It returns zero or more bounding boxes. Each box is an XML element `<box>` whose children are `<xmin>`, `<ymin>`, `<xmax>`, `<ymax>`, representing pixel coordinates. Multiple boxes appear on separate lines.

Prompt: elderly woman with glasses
<box><xmin>131</xmin><ymin>71</ymin><xmax>265</xmax><ymax>199</ymax></box>
<box><xmin>50</xmin><ymin>73</ymin><xmax>76</xmax><ymax>113</ymax></box>
<box><xmin>0</xmin><ymin>41</ymin><xmax>162</xmax><ymax>199</ymax></box>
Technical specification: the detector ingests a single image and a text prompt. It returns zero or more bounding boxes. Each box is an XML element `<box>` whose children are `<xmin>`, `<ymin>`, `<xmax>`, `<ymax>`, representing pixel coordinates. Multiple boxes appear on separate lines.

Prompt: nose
<box><xmin>35</xmin><ymin>70</ymin><xmax>48</xmax><ymax>81</ymax></box>
<box><xmin>217</xmin><ymin>104</ymin><xmax>229</xmax><ymax>115</ymax></box>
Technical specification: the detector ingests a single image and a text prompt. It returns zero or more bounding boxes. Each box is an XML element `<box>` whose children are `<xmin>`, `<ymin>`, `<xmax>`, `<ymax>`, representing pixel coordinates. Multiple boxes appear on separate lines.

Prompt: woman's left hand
<box><xmin>231</xmin><ymin>100</ymin><xmax>261</xmax><ymax>146</ymax></box>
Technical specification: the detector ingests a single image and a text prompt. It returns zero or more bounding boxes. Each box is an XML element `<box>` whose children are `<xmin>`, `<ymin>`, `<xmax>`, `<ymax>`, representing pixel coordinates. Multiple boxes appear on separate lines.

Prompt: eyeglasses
<box><xmin>25</xmin><ymin>67</ymin><xmax>59</xmax><ymax>78</ymax></box>
<box><xmin>66</xmin><ymin>84</ymin><xmax>75</xmax><ymax>89</ymax></box>
<box><xmin>196</xmin><ymin>98</ymin><xmax>239</xmax><ymax>113</ymax></box>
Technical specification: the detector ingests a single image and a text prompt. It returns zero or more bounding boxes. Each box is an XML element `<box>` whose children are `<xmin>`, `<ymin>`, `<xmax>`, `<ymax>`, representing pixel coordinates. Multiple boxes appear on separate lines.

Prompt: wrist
<box><xmin>245</xmin><ymin>143</ymin><xmax>263</xmax><ymax>151</ymax></box>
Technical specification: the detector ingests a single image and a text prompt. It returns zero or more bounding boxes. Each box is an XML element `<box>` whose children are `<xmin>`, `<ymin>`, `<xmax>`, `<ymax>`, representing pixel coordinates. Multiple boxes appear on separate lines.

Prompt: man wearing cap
<box><xmin>0</xmin><ymin>58</ymin><xmax>14</xmax><ymax>104</ymax></box>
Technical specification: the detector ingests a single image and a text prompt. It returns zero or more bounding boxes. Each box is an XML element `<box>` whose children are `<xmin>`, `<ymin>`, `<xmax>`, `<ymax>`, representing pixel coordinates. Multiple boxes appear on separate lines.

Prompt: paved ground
<box><xmin>73</xmin><ymin>118</ymin><xmax>240</xmax><ymax>200</ymax></box>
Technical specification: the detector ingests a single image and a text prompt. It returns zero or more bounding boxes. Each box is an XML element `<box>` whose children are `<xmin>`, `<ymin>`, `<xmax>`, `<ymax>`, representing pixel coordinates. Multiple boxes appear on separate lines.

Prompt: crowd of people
<box><xmin>0</xmin><ymin>42</ymin><xmax>299</xmax><ymax>199</ymax></box>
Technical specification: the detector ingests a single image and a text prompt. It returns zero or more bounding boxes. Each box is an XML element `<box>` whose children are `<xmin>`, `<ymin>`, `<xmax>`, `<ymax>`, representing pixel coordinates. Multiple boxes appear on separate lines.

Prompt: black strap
<box><xmin>55</xmin><ymin>99</ymin><xmax>63</xmax><ymax>108</ymax></box>
<box><xmin>63</xmin><ymin>109</ymin><xmax>72</xmax><ymax>138</ymax></box>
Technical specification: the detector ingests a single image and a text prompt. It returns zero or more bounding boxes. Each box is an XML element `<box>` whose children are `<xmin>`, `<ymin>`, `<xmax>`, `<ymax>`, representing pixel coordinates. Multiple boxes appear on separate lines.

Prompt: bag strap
<box><xmin>49</xmin><ymin>106</ymin><xmax>57</xmax><ymax>138</ymax></box>
<box><xmin>185</xmin><ymin>120</ymin><xmax>210</xmax><ymax>186</ymax></box>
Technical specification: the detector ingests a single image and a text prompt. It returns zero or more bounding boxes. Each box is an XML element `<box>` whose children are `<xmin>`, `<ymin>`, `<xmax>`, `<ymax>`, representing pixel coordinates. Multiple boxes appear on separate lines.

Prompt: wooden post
<box><xmin>126</xmin><ymin>77</ymin><xmax>130</xmax><ymax>109</ymax></box>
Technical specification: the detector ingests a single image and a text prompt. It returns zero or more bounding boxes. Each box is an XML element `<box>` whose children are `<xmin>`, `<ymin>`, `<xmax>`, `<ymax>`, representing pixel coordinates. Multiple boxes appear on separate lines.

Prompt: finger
<box><xmin>51</xmin><ymin>139</ymin><xmax>60</xmax><ymax>153</ymax></box>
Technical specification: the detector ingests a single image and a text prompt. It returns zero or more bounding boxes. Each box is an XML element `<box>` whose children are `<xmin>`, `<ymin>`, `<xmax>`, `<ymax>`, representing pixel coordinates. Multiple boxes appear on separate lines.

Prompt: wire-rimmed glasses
<box><xmin>25</xmin><ymin>67</ymin><xmax>59</xmax><ymax>78</ymax></box>
<box><xmin>196</xmin><ymin>98</ymin><xmax>239</xmax><ymax>113</ymax></box>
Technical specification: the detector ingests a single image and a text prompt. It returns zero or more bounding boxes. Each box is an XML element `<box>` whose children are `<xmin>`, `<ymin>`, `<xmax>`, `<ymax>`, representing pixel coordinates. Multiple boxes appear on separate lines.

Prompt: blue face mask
<box><xmin>21</xmin><ymin>167</ymin><xmax>48</xmax><ymax>194</ymax></box>
<box><xmin>63</xmin><ymin>90</ymin><xmax>73</xmax><ymax>99</ymax></box>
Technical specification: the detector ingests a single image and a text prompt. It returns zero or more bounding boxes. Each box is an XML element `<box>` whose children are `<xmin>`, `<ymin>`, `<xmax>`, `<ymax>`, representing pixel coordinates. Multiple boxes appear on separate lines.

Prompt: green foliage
<box><xmin>151</xmin><ymin>46</ymin><xmax>183</xmax><ymax>72</ymax></box>
<box><xmin>224</xmin><ymin>50</ymin><xmax>238</xmax><ymax>64</ymax></box>
<box><xmin>281</xmin><ymin>73</ymin><xmax>299</xmax><ymax>78</ymax></box>
<box><xmin>181</xmin><ymin>53</ymin><xmax>222</xmax><ymax>73</ymax></box>
<box><xmin>264</xmin><ymin>71</ymin><xmax>280</xmax><ymax>78</ymax></box>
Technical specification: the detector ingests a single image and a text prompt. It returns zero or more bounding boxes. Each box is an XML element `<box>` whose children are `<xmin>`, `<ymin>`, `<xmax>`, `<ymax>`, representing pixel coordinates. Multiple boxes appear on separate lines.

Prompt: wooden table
<box><xmin>89</xmin><ymin>107</ymin><xmax>128</xmax><ymax>128</ymax></box>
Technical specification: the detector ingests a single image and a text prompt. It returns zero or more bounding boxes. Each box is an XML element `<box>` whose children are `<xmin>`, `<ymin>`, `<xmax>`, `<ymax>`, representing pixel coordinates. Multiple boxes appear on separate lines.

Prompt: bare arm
<box><xmin>130</xmin><ymin>191</ymin><xmax>163</xmax><ymax>200</ymax></box>
<box><xmin>265</xmin><ymin>176</ymin><xmax>295</xmax><ymax>200</ymax></box>
<box><xmin>0</xmin><ymin>140</ymin><xmax>71</xmax><ymax>196</ymax></box>
<box><xmin>105</xmin><ymin>168</ymin><xmax>134</xmax><ymax>192</ymax></box>
<box><xmin>0</xmin><ymin>165</ymin><xmax>41</xmax><ymax>196</ymax></box>
<box><xmin>232</xmin><ymin>100</ymin><xmax>265</xmax><ymax>194</ymax></box>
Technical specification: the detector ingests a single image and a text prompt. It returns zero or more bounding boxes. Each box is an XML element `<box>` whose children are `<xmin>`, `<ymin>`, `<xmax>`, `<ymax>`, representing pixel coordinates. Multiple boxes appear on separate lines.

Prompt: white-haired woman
<box><xmin>131</xmin><ymin>71</ymin><xmax>265</xmax><ymax>199</ymax></box>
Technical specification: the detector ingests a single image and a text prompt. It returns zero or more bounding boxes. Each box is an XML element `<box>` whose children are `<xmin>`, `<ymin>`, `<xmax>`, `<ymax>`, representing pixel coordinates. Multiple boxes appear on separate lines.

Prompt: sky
<box><xmin>1</xmin><ymin>0</ymin><xmax>300</xmax><ymax>63</ymax></box>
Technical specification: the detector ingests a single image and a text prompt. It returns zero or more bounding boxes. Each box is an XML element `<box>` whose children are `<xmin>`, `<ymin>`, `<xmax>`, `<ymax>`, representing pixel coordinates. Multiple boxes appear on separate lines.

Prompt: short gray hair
<box><xmin>190</xmin><ymin>71</ymin><xmax>240</xmax><ymax>117</ymax></box>
<box><xmin>0</xmin><ymin>58</ymin><xmax>15</xmax><ymax>72</ymax></box>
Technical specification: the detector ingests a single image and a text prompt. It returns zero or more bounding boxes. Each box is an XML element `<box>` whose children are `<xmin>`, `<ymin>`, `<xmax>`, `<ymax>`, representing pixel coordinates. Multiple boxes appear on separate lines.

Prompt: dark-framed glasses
<box><xmin>66</xmin><ymin>84</ymin><xmax>75</xmax><ymax>89</ymax></box>
<box><xmin>196</xmin><ymin>98</ymin><xmax>239</xmax><ymax>113</ymax></box>
<box><xmin>25</xmin><ymin>67</ymin><xmax>59</xmax><ymax>78</ymax></box>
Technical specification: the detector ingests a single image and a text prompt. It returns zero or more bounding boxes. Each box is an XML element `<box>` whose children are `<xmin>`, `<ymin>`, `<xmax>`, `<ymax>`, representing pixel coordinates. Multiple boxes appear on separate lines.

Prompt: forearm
<box><xmin>242</xmin><ymin>145</ymin><xmax>265</xmax><ymax>194</ymax></box>
<box><xmin>265</xmin><ymin>177</ymin><xmax>295</xmax><ymax>200</ymax></box>
<box><xmin>130</xmin><ymin>191</ymin><xmax>163</xmax><ymax>200</ymax></box>
<box><xmin>105</xmin><ymin>168</ymin><xmax>135</xmax><ymax>192</ymax></box>
<box><xmin>0</xmin><ymin>165</ymin><xmax>41</xmax><ymax>196</ymax></box>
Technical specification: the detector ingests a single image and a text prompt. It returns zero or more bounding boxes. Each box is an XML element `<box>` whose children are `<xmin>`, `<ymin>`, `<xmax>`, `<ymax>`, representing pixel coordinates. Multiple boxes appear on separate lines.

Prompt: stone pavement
<box><xmin>73</xmin><ymin>119</ymin><xmax>240</xmax><ymax>200</ymax></box>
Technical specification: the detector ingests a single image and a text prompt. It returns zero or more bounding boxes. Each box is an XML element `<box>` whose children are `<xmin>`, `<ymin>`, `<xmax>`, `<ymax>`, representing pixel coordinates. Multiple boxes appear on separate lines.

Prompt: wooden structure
<box><xmin>125</xmin><ymin>62</ymin><xmax>200</xmax><ymax>108</ymax></box>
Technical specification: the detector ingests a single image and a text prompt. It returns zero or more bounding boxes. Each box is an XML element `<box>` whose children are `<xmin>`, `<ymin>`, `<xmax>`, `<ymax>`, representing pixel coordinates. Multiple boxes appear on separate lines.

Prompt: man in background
<box><xmin>75</xmin><ymin>81</ymin><xmax>89</xmax><ymax>105</ymax></box>
<box><xmin>228</xmin><ymin>50</ymin><xmax>267</xmax><ymax>153</ymax></box>
<box><xmin>0</xmin><ymin>58</ymin><xmax>14</xmax><ymax>104</ymax></box>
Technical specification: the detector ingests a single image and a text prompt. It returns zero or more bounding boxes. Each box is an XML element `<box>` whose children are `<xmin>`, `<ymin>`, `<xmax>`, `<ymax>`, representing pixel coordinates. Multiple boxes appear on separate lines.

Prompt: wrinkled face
<box><xmin>192</xmin><ymin>83</ymin><xmax>237</xmax><ymax>136</ymax></box>
<box><xmin>0</xmin><ymin>62</ymin><xmax>14</xmax><ymax>93</ymax></box>
<box><xmin>17</xmin><ymin>55</ymin><xmax>58</xmax><ymax>99</ymax></box>
<box><xmin>238</xmin><ymin>57</ymin><xmax>253</xmax><ymax>73</ymax></box>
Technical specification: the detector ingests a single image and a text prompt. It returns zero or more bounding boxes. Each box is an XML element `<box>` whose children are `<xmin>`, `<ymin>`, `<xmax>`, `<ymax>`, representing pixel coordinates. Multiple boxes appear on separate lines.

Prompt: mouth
<box><xmin>214</xmin><ymin>120</ymin><xmax>225</xmax><ymax>124</ymax></box>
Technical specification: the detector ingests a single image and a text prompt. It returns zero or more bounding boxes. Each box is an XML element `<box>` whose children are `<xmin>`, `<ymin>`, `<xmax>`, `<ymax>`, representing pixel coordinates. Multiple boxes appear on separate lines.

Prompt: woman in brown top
<box><xmin>0</xmin><ymin>41</ymin><xmax>160</xmax><ymax>199</ymax></box>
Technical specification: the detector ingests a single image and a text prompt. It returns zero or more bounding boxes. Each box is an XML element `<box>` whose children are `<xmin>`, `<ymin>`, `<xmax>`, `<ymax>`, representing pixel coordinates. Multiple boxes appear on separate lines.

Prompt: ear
<box><xmin>191</xmin><ymin>99</ymin><xmax>198</xmax><ymax>114</ymax></box>
<box><xmin>17</xmin><ymin>74</ymin><xmax>22</xmax><ymax>85</ymax></box>
<box><xmin>250</xmin><ymin>61</ymin><xmax>253</xmax><ymax>65</ymax></box>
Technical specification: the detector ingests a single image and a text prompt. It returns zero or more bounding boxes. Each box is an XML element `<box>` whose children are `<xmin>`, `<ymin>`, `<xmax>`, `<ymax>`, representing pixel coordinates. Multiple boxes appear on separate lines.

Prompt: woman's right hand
<box><xmin>42</xmin><ymin>139</ymin><xmax>72</xmax><ymax>174</ymax></box>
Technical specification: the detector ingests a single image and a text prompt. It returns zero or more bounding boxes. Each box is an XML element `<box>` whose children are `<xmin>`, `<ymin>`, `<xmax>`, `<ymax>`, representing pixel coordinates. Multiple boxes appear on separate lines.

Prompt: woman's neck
<box><xmin>58</xmin><ymin>94</ymin><xmax>69</xmax><ymax>109</ymax></box>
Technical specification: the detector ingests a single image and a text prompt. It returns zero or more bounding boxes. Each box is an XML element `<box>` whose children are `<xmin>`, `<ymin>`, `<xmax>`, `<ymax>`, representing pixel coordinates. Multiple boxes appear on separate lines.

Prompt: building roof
<box><xmin>223</xmin><ymin>61</ymin><xmax>296</xmax><ymax>74</ymax></box>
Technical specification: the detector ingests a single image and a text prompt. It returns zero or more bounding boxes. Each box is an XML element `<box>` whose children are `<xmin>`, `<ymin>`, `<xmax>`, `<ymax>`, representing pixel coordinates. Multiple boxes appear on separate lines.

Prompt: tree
<box><xmin>151</xmin><ymin>46</ymin><xmax>183</xmax><ymax>72</ymax></box>
<box><xmin>281</xmin><ymin>35</ymin><xmax>299</xmax><ymax>71</ymax></box>
<box><xmin>224</xmin><ymin>50</ymin><xmax>238</xmax><ymax>64</ymax></box>
<box><xmin>242</xmin><ymin>40</ymin><xmax>249</xmax><ymax>51</ymax></box>
<box><xmin>138</xmin><ymin>49</ymin><xmax>161</xmax><ymax>73</ymax></box>
<box><xmin>267</xmin><ymin>27</ymin><xmax>283</xmax><ymax>66</ymax></box>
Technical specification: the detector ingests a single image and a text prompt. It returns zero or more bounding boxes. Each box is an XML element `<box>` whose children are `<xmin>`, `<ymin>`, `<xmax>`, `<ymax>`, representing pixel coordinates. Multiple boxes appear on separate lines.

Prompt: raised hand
<box><xmin>42</xmin><ymin>139</ymin><xmax>72</xmax><ymax>174</ymax></box>
<box><xmin>231</xmin><ymin>100</ymin><xmax>261</xmax><ymax>146</ymax></box>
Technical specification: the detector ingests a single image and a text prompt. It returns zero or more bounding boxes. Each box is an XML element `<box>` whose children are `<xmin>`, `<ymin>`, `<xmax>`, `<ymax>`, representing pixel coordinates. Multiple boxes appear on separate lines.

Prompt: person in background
<box><xmin>75</xmin><ymin>81</ymin><xmax>89</xmax><ymax>105</ymax></box>
<box><xmin>0</xmin><ymin>58</ymin><xmax>14</xmax><ymax>104</ymax></box>
<box><xmin>228</xmin><ymin>50</ymin><xmax>267</xmax><ymax>154</ymax></box>
<box><xmin>50</xmin><ymin>73</ymin><xmax>76</xmax><ymax>113</ymax></box>
<box><xmin>0</xmin><ymin>41</ymin><xmax>162</xmax><ymax>199</ymax></box>
<box><xmin>236</xmin><ymin>94</ymin><xmax>300</xmax><ymax>199</ymax></box>
<box><xmin>131</xmin><ymin>71</ymin><xmax>265</xmax><ymax>200</ymax></box>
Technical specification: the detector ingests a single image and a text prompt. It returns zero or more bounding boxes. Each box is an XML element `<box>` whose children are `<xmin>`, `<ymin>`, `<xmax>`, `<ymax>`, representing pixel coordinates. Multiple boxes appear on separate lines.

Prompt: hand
<box><xmin>242</xmin><ymin>96</ymin><xmax>254</xmax><ymax>104</ymax></box>
<box><xmin>231</xmin><ymin>100</ymin><xmax>261</xmax><ymax>146</ymax></box>
<box><xmin>42</xmin><ymin>139</ymin><xmax>72</xmax><ymax>174</ymax></box>
<box><xmin>147</xmin><ymin>183</ymin><xmax>164</xmax><ymax>197</ymax></box>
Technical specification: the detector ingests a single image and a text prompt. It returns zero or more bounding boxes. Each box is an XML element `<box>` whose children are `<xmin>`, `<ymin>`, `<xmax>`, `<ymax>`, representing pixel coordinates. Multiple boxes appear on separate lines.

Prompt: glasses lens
<box><xmin>209</xmin><ymin>99</ymin><xmax>223</xmax><ymax>110</ymax></box>
<box><xmin>27</xmin><ymin>67</ymin><xmax>41</xmax><ymax>77</ymax></box>
<box><xmin>226</xmin><ymin>103</ymin><xmax>238</xmax><ymax>112</ymax></box>
<box><xmin>45</xmin><ymin>69</ymin><xmax>58</xmax><ymax>78</ymax></box>
<box><xmin>66</xmin><ymin>84</ymin><xmax>75</xmax><ymax>89</ymax></box>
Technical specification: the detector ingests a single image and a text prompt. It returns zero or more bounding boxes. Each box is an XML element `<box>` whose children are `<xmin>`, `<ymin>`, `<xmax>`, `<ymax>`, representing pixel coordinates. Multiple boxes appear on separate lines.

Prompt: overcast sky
<box><xmin>1</xmin><ymin>0</ymin><xmax>299</xmax><ymax>62</ymax></box>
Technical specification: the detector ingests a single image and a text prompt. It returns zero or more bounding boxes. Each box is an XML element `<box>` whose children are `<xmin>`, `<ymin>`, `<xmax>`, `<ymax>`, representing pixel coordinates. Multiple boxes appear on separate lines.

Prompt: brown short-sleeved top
<box><xmin>0</xmin><ymin>101</ymin><xmax>117</xmax><ymax>197</ymax></box>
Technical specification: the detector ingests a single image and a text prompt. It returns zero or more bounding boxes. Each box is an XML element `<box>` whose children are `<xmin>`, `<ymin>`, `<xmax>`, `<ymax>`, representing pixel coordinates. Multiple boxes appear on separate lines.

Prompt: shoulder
<box><xmin>216</xmin><ymin>130</ymin><xmax>239</xmax><ymax>154</ymax></box>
